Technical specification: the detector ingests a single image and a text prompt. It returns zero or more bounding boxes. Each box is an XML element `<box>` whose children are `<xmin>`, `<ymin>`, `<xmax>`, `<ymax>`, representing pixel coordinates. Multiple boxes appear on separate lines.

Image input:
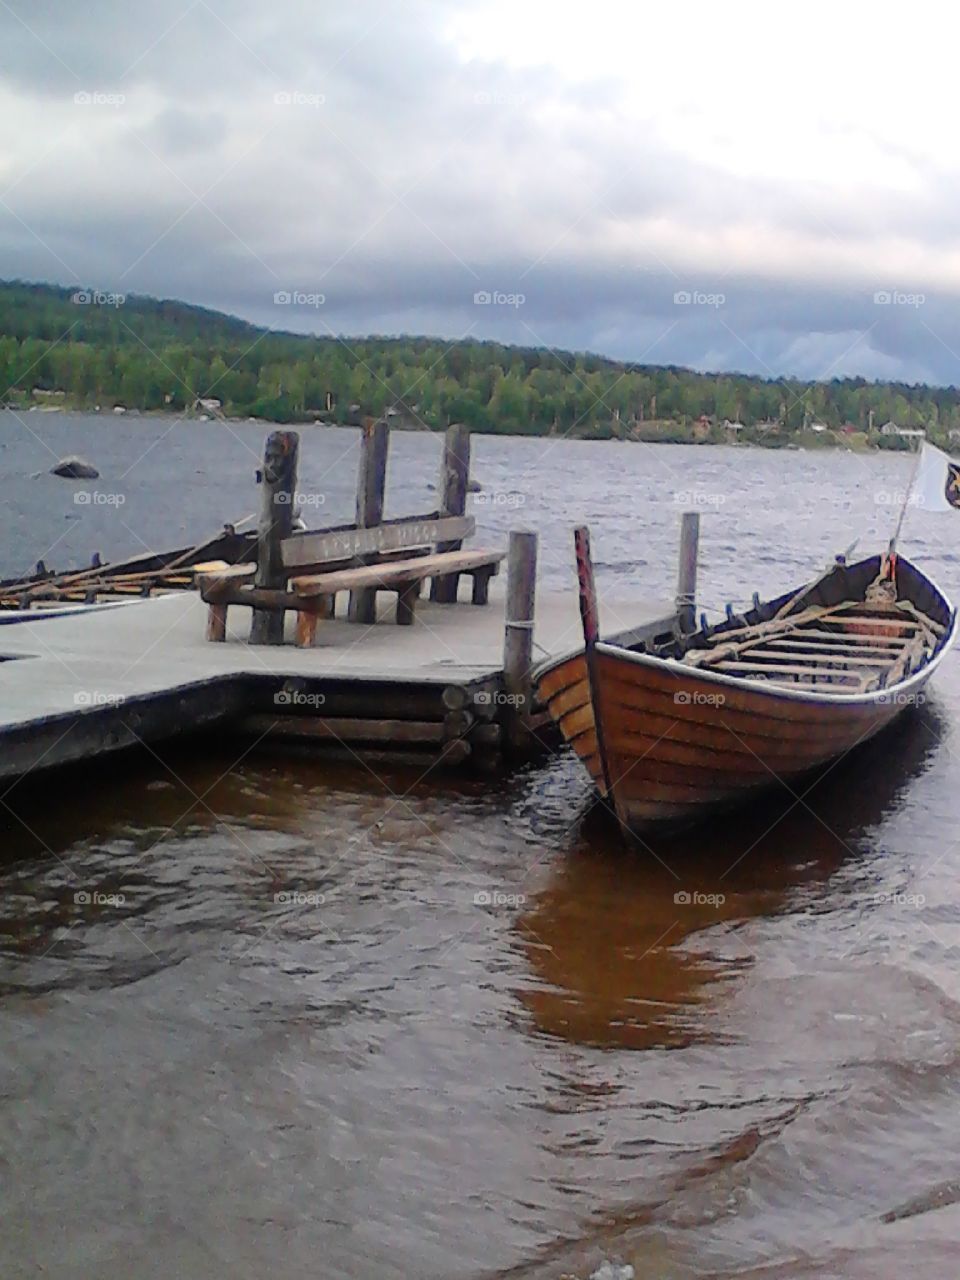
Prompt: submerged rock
<box><xmin>51</xmin><ymin>456</ymin><xmax>99</xmax><ymax>480</ymax></box>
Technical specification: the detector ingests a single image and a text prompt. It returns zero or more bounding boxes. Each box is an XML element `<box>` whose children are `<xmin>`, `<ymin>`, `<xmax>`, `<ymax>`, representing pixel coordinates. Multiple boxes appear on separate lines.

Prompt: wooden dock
<box><xmin>0</xmin><ymin>420</ymin><xmax>691</xmax><ymax>784</ymax></box>
<box><xmin>0</xmin><ymin>580</ymin><xmax>674</xmax><ymax>781</ymax></box>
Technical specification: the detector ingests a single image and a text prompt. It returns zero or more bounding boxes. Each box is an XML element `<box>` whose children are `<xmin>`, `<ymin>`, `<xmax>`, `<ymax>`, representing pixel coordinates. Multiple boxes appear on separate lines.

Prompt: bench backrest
<box><xmin>281</xmin><ymin>514</ymin><xmax>475</xmax><ymax>574</ymax></box>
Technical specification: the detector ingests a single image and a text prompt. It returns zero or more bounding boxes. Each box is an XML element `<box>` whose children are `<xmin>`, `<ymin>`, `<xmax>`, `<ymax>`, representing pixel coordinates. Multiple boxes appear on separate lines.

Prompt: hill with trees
<box><xmin>0</xmin><ymin>279</ymin><xmax>955</xmax><ymax>448</ymax></box>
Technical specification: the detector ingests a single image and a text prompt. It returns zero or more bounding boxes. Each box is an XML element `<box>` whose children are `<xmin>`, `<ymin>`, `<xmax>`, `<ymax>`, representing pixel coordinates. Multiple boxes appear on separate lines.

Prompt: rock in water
<box><xmin>51</xmin><ymin>456</ymin><xmax>99</xmax><ymax>480</ymax></box>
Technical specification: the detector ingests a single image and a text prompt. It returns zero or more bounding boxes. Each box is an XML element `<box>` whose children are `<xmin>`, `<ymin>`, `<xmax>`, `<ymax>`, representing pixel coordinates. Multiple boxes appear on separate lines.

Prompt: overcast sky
<box><xmin>1</xmin><ymin>0</ymin><xmax>959</xmax><ymax>383</ymax></box>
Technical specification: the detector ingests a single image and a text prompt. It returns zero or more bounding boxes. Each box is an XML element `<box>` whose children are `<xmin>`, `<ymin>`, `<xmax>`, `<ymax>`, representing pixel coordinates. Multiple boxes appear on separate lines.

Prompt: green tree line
<box><xmin>0</xmin><ymin>280</ymin><xmax>956</xmax><ymax>443</ymax></box>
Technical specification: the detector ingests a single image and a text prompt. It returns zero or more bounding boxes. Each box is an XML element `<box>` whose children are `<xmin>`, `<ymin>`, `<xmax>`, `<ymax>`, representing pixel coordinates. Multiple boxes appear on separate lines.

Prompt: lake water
<box><xmin>2</xmin><ymin>414</ymin><xmax>960</xmax><ymax>1278</ymax></box>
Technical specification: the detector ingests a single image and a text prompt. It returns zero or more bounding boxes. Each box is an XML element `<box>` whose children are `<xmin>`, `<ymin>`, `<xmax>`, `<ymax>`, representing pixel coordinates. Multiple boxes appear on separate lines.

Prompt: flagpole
<box><xmin>888</xmin><ymin>431</ymin><xmax>925</xmax><ymax>561</ymax></box>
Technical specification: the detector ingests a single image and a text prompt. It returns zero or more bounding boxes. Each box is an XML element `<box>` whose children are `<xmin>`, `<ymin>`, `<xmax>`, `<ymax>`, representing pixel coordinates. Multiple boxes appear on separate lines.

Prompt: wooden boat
<box><xmin>535</xmin><ymin>528</ymin><xmax>957</xmax><ymax>837</ymax></box>
<box><xmin>0</xmin><ymin>527</ymin><xmax>258</xmax><ymax>610</ymax></box>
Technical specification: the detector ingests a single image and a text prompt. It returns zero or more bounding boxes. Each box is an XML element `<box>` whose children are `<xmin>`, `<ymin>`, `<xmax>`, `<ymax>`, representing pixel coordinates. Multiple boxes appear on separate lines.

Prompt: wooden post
<box><xmin>206</xmin><ymin>602</ymin><xmax>227</xmax><ymax>642</ymax></box>
<box><xmin>250</xmin><ymin>430</ymin><xmax>299</xmax><ymax>645</ymax></box>
<box><xmin>431</xmin><ymin>423</ymin><xmax>471</xmax><ymax>603</ymax></box>
<box><xmin>348</xmin><ymin>417</ymin><xmax>390</xmax><ymax>623</ymax></box>
<box><xmin>502</xmin><ymin>529</ymin><xmax>537</xmax><ymax>755</ymax></box>
<box><xmin>676</xmin><ymin>510</ymin><xmax>700</xmax><ymax>636</ymax></box>
<box><xmin>574</xmin><ymin>524</ymin><xmax>613</xmax><ymax>800</ymax></box>
<box><xmin>395</xmin><ymin>580</ymin><xmax>420</xmax><ymax>626</ymax></box>
<box><xmin>574</xmin><ymin>525</ymin><xmax>599</xmax><ymax>647</ymax></box>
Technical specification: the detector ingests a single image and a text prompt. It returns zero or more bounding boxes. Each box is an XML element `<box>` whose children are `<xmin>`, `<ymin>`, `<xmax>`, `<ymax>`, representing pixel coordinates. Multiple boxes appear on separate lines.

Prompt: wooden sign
<box><xmin>281</xmin><ymin>514</ymin><xmax>475</xmax><ymax>570</ymax></box>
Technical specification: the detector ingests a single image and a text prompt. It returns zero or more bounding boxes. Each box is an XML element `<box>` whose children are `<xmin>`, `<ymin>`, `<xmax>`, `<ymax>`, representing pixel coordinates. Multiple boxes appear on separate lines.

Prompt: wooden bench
<box><xmin>289</xmin><ymin>548</ymin><xmax>505</xmax><ymax>644</ymax></box>
<box><xmin>198</xmin><ymin>546</ymin><xmax>505</xmax><ymax>647</ymax></box>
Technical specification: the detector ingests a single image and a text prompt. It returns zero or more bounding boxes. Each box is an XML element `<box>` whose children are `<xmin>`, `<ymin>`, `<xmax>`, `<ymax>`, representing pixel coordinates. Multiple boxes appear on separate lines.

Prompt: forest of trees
<box><xmin>1</xmin><ymin>280</ymin><xmax>957</xmax><ymax>447</ymax></box>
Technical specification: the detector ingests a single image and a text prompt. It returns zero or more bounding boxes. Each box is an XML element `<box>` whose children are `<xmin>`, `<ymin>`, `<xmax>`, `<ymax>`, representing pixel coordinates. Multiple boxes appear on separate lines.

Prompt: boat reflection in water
<box><xmin>514</xmin><ymin>703</ymin><xmax>945</xmax><ymax>1052</ymax></box>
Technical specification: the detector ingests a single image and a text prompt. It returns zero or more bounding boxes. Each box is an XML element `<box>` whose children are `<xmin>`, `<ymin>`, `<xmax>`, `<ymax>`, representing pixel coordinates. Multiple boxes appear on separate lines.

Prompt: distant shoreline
<box><xmin>0</xmin><ymin>403</ymin><xmax>925</xmax><ymax>453</ymax></box>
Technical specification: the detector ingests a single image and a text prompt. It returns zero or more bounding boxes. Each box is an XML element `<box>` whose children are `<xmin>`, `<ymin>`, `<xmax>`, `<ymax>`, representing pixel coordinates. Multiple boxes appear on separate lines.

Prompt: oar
<box><xmin>772</xmin><ymin>541</ymin><xmax>860</xmax><ymax>621</ymax></box>
<box><xmin>21</xmin><ymin>514</ymin><xmax>256</xmax><ymax>599</ymax></box>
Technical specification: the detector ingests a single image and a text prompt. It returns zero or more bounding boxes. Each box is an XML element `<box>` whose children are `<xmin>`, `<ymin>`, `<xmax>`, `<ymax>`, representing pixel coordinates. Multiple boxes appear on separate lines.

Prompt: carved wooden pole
<box><xmin>348</xmin><ymin>417</ymin><xmax>390</xmax><ymax>623</ymax></box>
<box><xmin>250</xmin><ymin>430</ymin><xmax>299</xmax><ymax>645</ymax></box>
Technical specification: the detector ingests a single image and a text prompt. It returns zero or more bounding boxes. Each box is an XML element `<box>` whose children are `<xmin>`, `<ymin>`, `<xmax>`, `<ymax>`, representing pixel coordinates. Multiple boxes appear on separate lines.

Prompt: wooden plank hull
<box><xmin>536</xmin><ymin>554</ymin><xmax>957</xmax><ymax>837</ymax></box>
<box><xmin>539</xmin><ymin>646</ymin><xmax>937</xmax><ymax>832</ymax></box>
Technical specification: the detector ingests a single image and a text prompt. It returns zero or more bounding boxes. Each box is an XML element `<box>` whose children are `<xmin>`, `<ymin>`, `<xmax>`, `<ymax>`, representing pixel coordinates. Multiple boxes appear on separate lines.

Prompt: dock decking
<box><xmin>0</xmin><ymin>582</ymin><xmax>674</xmax><ymax>782</ymax></box>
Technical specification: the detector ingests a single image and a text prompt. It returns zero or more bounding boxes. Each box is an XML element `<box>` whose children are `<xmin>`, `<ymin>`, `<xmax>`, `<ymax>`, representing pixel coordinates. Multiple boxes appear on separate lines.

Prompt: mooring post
<box><xmin>250</xmin><ymin>430</ymin><xmax>299</xmax><ymax>645</ymax></box>
<box><xmin>431</xmin><ymin>422</ymin><xmax>471</xmax><ymax>603</ymax></box>
<box><xmin>348</xmin><ymin>417</ymin><xmax>390</xmax><ymax>624</ymax></box>
<box><xmin>676</xmin><ymin>510</ymin><xmax>700</xmax><ymax>635</ymax></box>
<box><xmin>502</xmin><ymin>529</ymin><xmax>538</xmax><ymax>756</ymax></box>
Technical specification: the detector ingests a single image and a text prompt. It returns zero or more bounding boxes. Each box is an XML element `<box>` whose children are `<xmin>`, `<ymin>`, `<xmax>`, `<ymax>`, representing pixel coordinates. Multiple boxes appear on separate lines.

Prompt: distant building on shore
<box><xmin>879</xmin><ymin>421</ymin><xmax>924</xmax><ymax>439</ymax></box>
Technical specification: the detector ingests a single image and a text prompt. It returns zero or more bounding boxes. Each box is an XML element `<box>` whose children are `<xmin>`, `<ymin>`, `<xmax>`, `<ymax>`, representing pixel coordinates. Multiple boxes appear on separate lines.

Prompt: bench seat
<box><xmin>199</xmin><ymin>549</ymin><xmax>504</xmax><ymax>646</ymax></box>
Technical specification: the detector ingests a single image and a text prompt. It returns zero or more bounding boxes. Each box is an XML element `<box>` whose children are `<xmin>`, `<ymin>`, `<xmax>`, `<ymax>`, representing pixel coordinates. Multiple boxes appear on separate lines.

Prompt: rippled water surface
<box><xmin>3</xmin><ymin>417</ymin><xmax>960</xmax><ymax>1279</ymax></box>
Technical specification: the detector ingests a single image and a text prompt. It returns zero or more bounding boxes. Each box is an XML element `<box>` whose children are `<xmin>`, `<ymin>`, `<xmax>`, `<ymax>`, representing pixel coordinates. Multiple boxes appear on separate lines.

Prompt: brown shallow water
<box><xmin>2</xmin><ymin>424</ymin><xmax>960</xmax><ymax>1278</ymax></box>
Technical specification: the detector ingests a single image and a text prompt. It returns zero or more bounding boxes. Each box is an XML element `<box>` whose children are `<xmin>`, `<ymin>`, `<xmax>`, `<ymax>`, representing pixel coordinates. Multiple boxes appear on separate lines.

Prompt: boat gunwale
<box><xmin>535</xmin><ymin>554</ymin><xmax>958</xmax><ymax>708</ymax></box>
<box><xmin>593</xmin><ymin>604</ymin><xmax>958</xmax><ymax>707</ymax></box>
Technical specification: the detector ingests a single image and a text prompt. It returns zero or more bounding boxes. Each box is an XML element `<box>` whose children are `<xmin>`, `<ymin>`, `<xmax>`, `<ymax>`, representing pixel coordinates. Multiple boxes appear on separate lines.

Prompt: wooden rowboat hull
<box><xmin>536</xmin><ymin>554</ymin><xmax>957</xmax><ymax>836</ymax></box>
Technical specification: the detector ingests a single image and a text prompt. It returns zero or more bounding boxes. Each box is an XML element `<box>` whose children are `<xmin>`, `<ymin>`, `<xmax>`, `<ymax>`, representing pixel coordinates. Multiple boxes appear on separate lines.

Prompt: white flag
<box><xmin>913</xmin><ymin>442</ymin><xmax>960</xmax><ymax>513</ymax></box>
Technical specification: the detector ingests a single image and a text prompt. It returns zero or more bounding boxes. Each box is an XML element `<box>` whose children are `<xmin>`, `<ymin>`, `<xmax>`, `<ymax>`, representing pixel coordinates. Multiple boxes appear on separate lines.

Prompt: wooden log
<box><xmin>441</xmin><ymin>684</ymin><xmax>472</xmax><ymax>711</ymax></box>
<box><xmin>263</xmin><ymin>684</ymin><xmax>459</xmax><ymax>721</ymax></box>
<box><xmin>349</xmin><ymin>417</ymin><xmax>390</xmax><ymax>624</ymax></box>
<box><xmin>291</xmin><ymin>549</ymin><xmax>504</xmax><ymax>597</ymax></box>
<box><xmin>468</xmin><ymin>721</ymin><xmax>502</xmax><ymax>747</ymax></box>
<box><xmin>205</xmin><ymin>585</ymin><xmax>297</xmax><ymax>609</ymax></box>
<box><xmin>470</xmin><ymin>694</ymin><xmax>498</xmax><ymax>721</ymax></box>
<box><xmin>431</xmin><ymin>423</ymin><xmax>471</xmax><ymax>603</ymax></box>
<box><xmin>503</xmin><ymin>529</ymin><xmax>538</xmax><ymax>755</ymax></box>
<box><xmin>443</xmin><ymin>709</ymin><xmax>475</xmax><ymax>739</ymax></box>
<box><xmin>676</xmin><ymin>511</ymin><xmax>699</xmax><ymax>635</ymax></box>
<box><xmin>239</xmin><ymin>713</ymin><xmax>447</xmax><ymax>744</ymax></box>
<box><xmin>250</xmin><ymin>430</ymin><xmax>299</xmax><ymax>645</ymax></box>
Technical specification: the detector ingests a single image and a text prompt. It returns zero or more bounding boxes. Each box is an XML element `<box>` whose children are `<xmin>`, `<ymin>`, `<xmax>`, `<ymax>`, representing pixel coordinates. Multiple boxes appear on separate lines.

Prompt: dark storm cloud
<box><xmin>0</xmin><ymin>0</ymin><xmax>957</xmax><ymax>385</ymax></box>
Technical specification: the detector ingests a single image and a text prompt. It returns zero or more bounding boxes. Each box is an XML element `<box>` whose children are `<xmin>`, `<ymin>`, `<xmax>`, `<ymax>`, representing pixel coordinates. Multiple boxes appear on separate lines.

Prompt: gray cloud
<box><xmin>0</xmin><ymin>0</ymin><xmax>958</xmax><ymax>386</ymax></box>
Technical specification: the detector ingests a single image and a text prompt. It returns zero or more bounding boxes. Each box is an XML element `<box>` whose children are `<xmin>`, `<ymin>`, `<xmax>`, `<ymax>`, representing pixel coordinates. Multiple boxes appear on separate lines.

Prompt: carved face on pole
<box><xmin>262</xmin><ymin>432</ymin><xmax>295</xmax><ymax>487</ymax></box>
